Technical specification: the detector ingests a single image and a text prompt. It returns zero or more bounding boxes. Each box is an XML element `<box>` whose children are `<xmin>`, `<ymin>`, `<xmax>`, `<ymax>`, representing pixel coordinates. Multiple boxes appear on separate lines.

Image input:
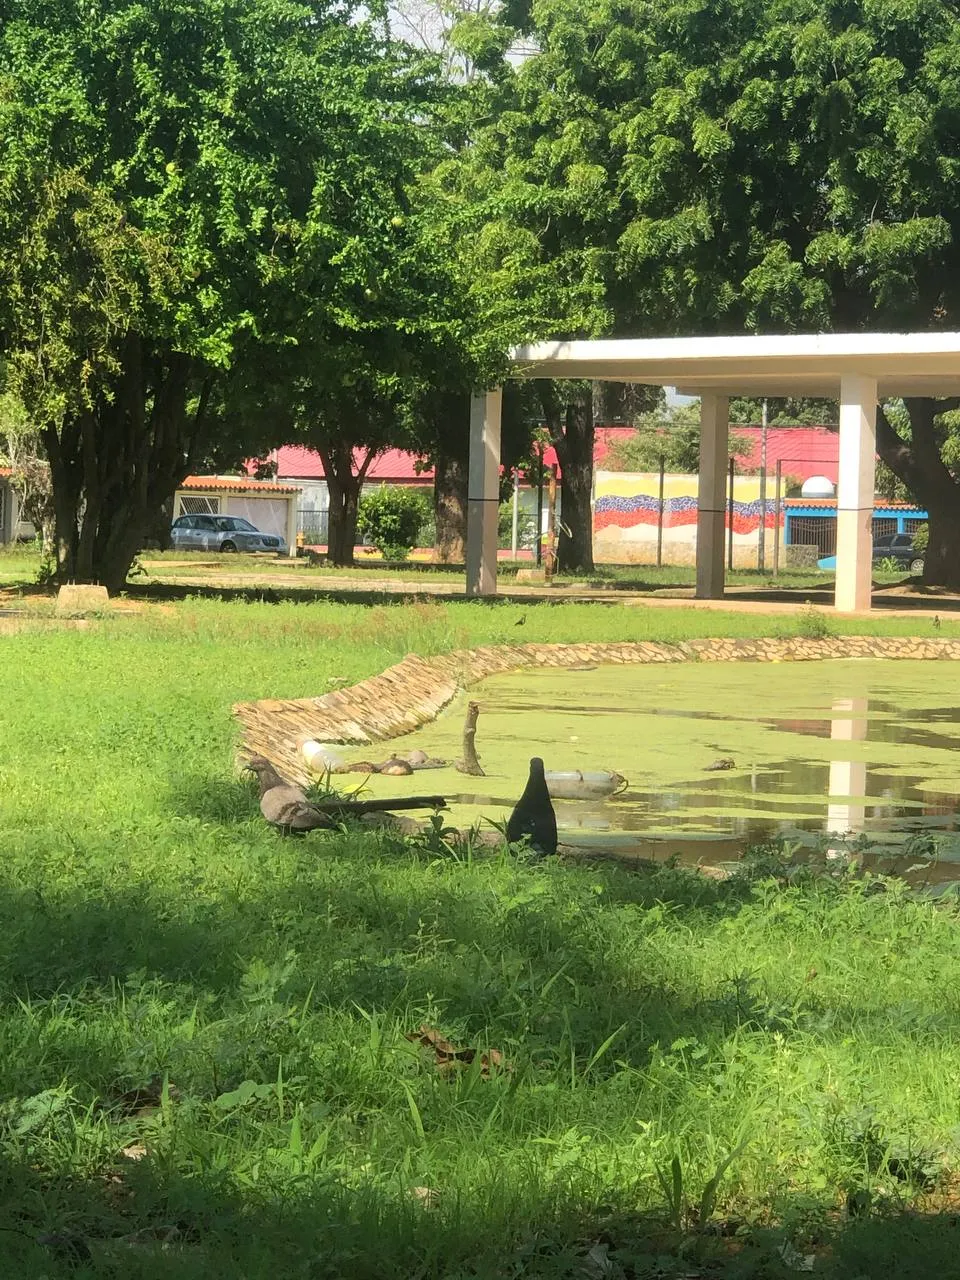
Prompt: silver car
<box><xmin>170</xmin><ymin>514</ymin><xmax>287</xmax><ymax>554</ymax></box>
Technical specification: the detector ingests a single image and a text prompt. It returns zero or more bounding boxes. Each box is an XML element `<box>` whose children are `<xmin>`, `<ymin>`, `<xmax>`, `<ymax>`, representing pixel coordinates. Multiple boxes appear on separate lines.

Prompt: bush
<box><xmin>498</xmin><ymin>499</ymin><xmax>537</xmax><ymax>551</ymax></box>
<box><xmin>356</xmin><ymin>486</ymin><xmax>430</xmax><ymax>561</ymax></box>
<box><xmin>912</xmin><ymin>523</ymin><xmax>928</xmax><ymax>554</ymax></box>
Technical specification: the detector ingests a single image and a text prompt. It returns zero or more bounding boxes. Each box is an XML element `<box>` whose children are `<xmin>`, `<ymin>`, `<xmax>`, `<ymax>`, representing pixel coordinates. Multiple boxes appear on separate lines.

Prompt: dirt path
<box><xmin>141</xmin><ymin>567</ymin><xmax>960</xmax><ymax>619</ymax></box>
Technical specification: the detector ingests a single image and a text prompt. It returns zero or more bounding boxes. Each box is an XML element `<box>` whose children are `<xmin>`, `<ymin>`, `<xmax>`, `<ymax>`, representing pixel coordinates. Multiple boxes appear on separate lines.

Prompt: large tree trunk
<box><xmin>876</xmin><ymin>396</ymin><xmax>960</xmax><ymax>589</ymax></box>
<box><xmin>538</xmin><ymin>380</ymin><xmax>595</xmax><ymax>574</ymax></box>
<box><xmin>320</xmin><ymin>442</ymin><xmax>375</xmax><ymax>567</ymax></box>
<box><xmin>428</xmin><ymin>392</ymin><xmax>469</xmax><ymax>563</ymax></box>
<box><xmin>433</xmin><ymin>451</ymin><xmax>467</xmax><ymax>563</ymax></box>
<box><xmin>40</xmin><ymin>343</ymin><xmax>210</xmax><ymax>593</ymax></box>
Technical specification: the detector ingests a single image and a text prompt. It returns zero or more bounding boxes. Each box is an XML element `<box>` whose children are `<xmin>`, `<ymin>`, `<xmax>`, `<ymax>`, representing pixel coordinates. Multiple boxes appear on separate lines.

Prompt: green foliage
<box><xmin>913</xmin><ymin>523</ymin><xmax>929</xmax><ymax>554</ymax></box>
<box><xmin>463</xmin><ymin>0</ymin><xmax>960</xmax><ymax>580</ymax></box>
<box><xmin>498</xmin><ymin>497</ymin><xmax>537</xmax><ymax>549</ymax></box>
<box><xmin>604</xmin><ymin>402</ymin><xmax>751</xmax><ymax>473</ymax></box>
<box><xmin>795</xmin><ymin>603</ymin><xmax>837</xmax><ymax>640</ymax></box>
<box><xmin>356</xmin><ymin>485</ymin><xmax>431</xmax><ymax>561</ymax></box>
<box><xmin>0</xmin><ymin>0</ymin><xmax>487</xmax><ymax>587</ymax></box>
<box><xmin>729</xmin><ymin>398</ymin><xmax>839</xmax><ymax>426</ymax></box>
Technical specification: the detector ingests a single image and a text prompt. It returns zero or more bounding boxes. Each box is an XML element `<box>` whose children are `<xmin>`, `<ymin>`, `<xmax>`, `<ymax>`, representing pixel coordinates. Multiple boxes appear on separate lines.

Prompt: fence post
<box><xmin>656</xmin><ymin>454</ymin><xmax>665</xmax><ymax>568</ymax></box>
<box><xmin>758</xmin><ymin>463</ymin><xmax>767</xmax><ymax>573</ymax></box>
<box><xmin>727</xmin><ymin>456</ymin><xmax>735</xmax><ymax>572</ymax></box>
<box><xmin>535</xmin><ymin>446</ymin><xmax>544</xmax><ymax>567</ymax></box>
<box><xmin>773</xmin><ymin>460</ymin><xmax>782</xmax><ymax>577</ymax></box>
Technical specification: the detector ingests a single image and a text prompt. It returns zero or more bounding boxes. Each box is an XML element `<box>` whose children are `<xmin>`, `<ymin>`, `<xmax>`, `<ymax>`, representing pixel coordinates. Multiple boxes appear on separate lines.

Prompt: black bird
<box><xmin>506</xmin><ymin>757</ymin><xmax>558</xmax><ymax>856</ymax></box>
<box><xmin>934</xmin><ymin>615</ymin><xmax>942</xmax><ymax>630</ymax></box>
<box><xmin>514</xmin><ymin>614</ymin><xmax>527</xmax><ymax>627</ymax></box>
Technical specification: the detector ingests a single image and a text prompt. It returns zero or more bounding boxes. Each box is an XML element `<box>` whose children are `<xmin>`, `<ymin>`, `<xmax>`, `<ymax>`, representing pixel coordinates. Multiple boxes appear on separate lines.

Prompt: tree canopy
<box><xmin>0</xmin><ymin>0</ymin><xmax>491</xmax><ymax>586</ymax></box>
<box><xmin>444</xmin><ymin>0</ymin><xmax>960</xmax><ymax>581</ymax></box>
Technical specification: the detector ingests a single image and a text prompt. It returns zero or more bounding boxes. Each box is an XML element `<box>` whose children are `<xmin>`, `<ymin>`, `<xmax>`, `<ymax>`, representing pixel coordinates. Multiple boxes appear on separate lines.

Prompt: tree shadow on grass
<box><xmin>2</xmin><ymin>1140</ymin><xmax>960</xmax><ymax>1278</ymax></box>
<box><xmin>127</xmin><ymin>579</ymin><xmax>624</xmax><ymax>609</ymax></box>
<box><xmin>3</xmin><ymin>821</ymin><xmax>960</xmax><ymax>1278</ymax></box>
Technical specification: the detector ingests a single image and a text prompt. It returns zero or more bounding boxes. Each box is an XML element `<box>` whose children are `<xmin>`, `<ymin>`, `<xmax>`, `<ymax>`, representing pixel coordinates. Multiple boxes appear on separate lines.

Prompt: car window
<box><xmin>213</xmin><ymin>516</ymin><xmax>258</xmax><ymax>532</ymax></box>
<box><xmin>215</xmin><ymin>516</ymin><xmax>258</xmax><ymax>532</ymax></box>
<box><xmin>195</xmin><ymin>515</ymin><xmax>217</xmax><ymax>530</ymax></box>
<box><xmin>172</xmin><ymin>516</ymin><xmax>192</xmax><ymax>529</ymax></box>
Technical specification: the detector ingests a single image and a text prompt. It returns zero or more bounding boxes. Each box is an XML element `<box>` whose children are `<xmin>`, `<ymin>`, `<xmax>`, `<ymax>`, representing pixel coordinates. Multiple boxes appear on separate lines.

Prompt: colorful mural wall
<box><xmin>593</xmin><ymin>470</ymin><xmax>784</xmax><ymax>566</ymax></box>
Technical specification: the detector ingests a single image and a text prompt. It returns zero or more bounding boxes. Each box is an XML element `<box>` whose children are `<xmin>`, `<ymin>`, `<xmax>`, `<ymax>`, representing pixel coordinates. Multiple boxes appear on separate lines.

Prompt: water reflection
<box><xmin>354</xmin><ymin>660</ymin><xmax>960</xmax><ymax>874</ymax></box>
<box><xmin>826</xmin><ymin>697</ymin><xmax>867</xmax><ymax>851</ymax></box>
<box><xmin>550</xmin><ymin>690</ymin><xmax>960</xmax><ymax>860</ymax></box>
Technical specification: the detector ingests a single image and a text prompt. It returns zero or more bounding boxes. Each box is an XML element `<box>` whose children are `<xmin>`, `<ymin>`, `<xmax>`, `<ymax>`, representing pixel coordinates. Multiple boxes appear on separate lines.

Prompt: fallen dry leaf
<box><xmin>405</xmin><ymin>1025</ymin><xmax>507</xmax><ymax>1078</ymax></box>
<box><xmin>121</xmin><ymin>1142</ymin><xmax>147</xmax><ymax>1161</ymax></box>
<box><xmin>410</xmin><ymin>1186</ymin><xmax>439</xmax><ymax>1208</ymax></box>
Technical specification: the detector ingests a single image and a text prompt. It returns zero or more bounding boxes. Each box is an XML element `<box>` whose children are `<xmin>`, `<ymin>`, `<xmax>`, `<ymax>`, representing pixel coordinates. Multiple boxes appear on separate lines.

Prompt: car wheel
<box><xmin>221</xmin><ymin>540</ymin><xmax>238</xmax><ymax>553</ymax></box>
<box><xmin>910</xmin><ymin>557</ymin><xmax>924</xmax><ymax>574</ymax></box>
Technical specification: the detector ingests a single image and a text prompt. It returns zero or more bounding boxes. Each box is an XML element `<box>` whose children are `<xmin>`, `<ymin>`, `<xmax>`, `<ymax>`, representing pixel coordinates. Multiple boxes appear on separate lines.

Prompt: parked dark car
<box><xmin>871</xmin><ymin>533</ymin><xmax>924</xmax><ymax>573</ymax></box>
<box><xmin>170</xmin><ymin>514</ymin><xmax>287</xmax><ymax>554</ymax></box>
<box><xmin>818</xmin><ymin>533</ymin><xmax>924</xmax><ymax>573</ymax></box>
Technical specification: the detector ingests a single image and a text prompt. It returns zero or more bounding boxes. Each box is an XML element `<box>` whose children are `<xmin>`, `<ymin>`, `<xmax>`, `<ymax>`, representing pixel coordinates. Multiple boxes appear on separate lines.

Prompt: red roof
<box><xmin>252</xmin><ymin>425</ymin><xmax>840</xmax><ymax>485</ymax></box>
<box><xmin>734</xmin><ymin>426</ymin><xmax>840</xmax><ymax>483</ymax></box>
<box><xmin>266</xmin><ymin>445</ymin><xmax>432</xmax><ymax>483</ymax></box>
<box><xmin>0</xmin><ymin>467</ymin><xmax>11</xmax><ymax>478</ymax></box>
<box><xmin>262</xmin><ymin>430</ymin><xmax>639</xmax><ymax>485</ymax></box>
<box><xmin>785</xmin><ymin>497</ymin><xmax>923</xmax><ymax>510</ymax></box>
<box><xmin>179</xmin><ymin>475</ymin><xmax>300</xmax><ymax>494</ymax></box>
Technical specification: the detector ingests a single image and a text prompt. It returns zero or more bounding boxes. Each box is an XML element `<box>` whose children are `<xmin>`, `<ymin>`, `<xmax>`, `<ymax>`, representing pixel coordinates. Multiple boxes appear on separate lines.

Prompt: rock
<box><xmin>379</xmin><ymin>758</ymin><xmax>414</xmax><ymax>776</ymax></box>
<box><xmin>55</xmin><ymin>584</ymin><xmax>110</xmax><ymax>616</ymax></box>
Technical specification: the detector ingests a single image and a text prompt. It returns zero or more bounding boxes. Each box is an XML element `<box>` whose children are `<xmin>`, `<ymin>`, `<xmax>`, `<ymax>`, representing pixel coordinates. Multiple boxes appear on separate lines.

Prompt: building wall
<box><xmin>593</xmin><ymin>471</ymin><xmax>783</xmax><ymax>567</ymax></box>
<box><xmin>223</xmin><ymin>496</ymin><xmax>289</xmax><ymax>541</ymax></box>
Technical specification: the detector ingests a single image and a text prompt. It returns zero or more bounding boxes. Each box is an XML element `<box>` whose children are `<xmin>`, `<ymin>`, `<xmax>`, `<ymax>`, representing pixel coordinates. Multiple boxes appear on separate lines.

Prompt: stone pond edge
<box><xmin>233</xmin><ymin>634</ymin><xmax>960</xmax><ymax>788</ymax></box>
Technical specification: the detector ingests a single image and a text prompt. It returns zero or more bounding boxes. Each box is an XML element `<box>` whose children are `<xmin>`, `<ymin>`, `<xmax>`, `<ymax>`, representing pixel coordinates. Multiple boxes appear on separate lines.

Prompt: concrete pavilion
<box><xmin>466</xmin><ymin>332</ymin><xmax>960</xmax><ymax>611</ymax></box>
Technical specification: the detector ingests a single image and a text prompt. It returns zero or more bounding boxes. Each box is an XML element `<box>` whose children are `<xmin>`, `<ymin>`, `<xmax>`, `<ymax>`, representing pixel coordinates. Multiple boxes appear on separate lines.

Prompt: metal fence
<box><xmin>298</xmin><ymin>510</ymin><xmax>329</xmax><ymax>544</ymax></box>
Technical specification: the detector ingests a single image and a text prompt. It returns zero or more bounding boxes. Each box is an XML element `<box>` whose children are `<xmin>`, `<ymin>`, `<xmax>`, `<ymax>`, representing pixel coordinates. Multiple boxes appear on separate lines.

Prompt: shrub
<box><xmin>498</xmin><ymin>499</ymin><xmax>537</xmax><ymax>551</ymax></box>
<box><xmin>912</xmin><ymin>523</ymin><xmax>928</xmax><ymax>555</ymax></box>
<box><xmin>356</xmin><ymin>486</ymin><xmax>430</xmax><ymax>561</ymax></box>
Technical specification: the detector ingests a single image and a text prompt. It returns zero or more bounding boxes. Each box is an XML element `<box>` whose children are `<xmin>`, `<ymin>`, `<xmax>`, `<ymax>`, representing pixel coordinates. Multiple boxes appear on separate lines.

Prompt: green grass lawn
<box><xmin>1</xmin><ymin>592</ymin><xmax>960</xmax><ymax>1274</ymax></box>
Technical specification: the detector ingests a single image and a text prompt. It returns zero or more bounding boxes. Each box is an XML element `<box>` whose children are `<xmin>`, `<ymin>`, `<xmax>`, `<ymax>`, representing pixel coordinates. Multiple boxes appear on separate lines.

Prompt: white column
<box><xmin>285</xmin><ymin>493</ymin><xmax>298</xmax><ymax>557</ymax></box>
<box><xmin>695</xmin><ymin>394</ymin><xmax>729</xmax><ymax>598</ymax></box>
<box><xmin>466</xmin><ymin>388</ymin><xmax>502</xmax><ymax>596</ymax></box>
<box><xmin>835</xmin><ymin>373</ymin><xmax>877</xmax><ymax>612</ymax></box>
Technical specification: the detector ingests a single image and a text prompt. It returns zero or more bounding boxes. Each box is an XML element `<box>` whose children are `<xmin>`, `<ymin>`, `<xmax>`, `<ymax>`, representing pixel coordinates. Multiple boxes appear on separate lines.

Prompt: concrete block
<box><xmin>55</xmin><ymin>584</ymin><xmax>110</xmax><ymax>616</ymax></box>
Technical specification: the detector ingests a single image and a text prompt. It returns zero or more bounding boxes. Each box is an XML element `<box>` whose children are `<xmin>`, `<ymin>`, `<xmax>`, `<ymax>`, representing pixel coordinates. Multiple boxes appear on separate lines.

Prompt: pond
<box><xmin>339</xmin><ymin>659</ymin><xmax>960</xmax><ymax>875</ymax></box>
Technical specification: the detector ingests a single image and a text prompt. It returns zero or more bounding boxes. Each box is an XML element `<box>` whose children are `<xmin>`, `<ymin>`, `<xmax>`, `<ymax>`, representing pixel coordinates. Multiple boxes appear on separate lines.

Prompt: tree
<box><xmin>0</xmin><ymin>0</ymin><xmax>458</xmax><ymax>590</ymax></box>
<box><xmin>729</xmin><ymin>398</ymin><xmax>839</xmax><ymax>427</ymax></box>
<box><xmin>423</xmin><ymin>10</ymin><xmax>615</xmax><ymax>573</ymax></box>
<box><xmin>296</xmin><ymin>367</ymin><xmax>418</xmax><ymax>566</ymax></box>
<box><xmin>463</xmin><ymin>0</ymin><xmax>960</xmax><ymax>584</ymax></box>
<box><xmin>604</xmin><ymin>402</ymin><xmax>749</xmax><ymax>473</ymax></box>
